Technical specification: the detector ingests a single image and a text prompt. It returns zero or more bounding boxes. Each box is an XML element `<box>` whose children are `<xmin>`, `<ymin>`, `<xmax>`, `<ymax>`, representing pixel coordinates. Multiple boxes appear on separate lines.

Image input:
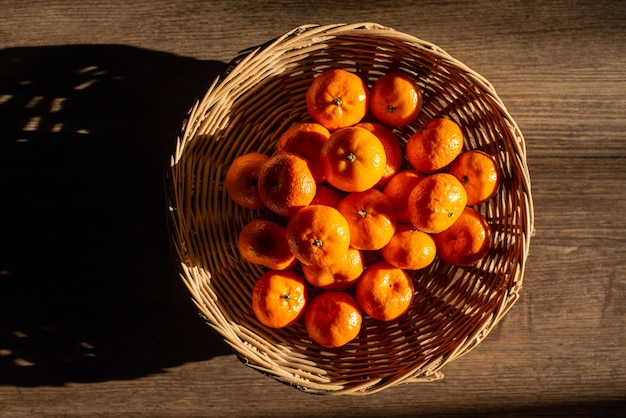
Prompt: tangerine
<box><xmin>448</xmin><ymin>150</ymin><xmax>501</xmax><ymax>205</ymax></box>
<box><xmin>356</xmin><ymin>121</ymin><xmax>403</xmax><ymax>188</ymax></box>
<box><xmin>257</xmin><ymin>152</ymin><xmax>316</xmax><ymax>216</ymax></box>
<box><xmin>310</xmin><ymin>184</ymin><xmax>343</xmax><ymax>207</ymax></box>
<box><xmin>369</xmin><ymin>72</ymin><xmax>423</xmax><ymax>127</ymax></box>
<box><xmin>382</xmin><ymin>169</ymin><xmax>426</xmax><ymax>223</ymax></box>
<box><xmin>286</xmin><ymin>205</ymin><xmax>350</xmax><ymax>267</ymax></box>
<box><xmin>432</xmin><ymin>206</ymin><xmax>493</xmax><ymax>266</ymax></box>
<box><xmin>301</xmin><ymin>247</ymin><xmax>364</xmax><ymax>291</ymax></box>
<box><xmin>305</xmin><ymin>68</ymin><xmax>369</xmax><ymax>131</ymax></box>
<box><xmin>224</xmin><ymin>152</ymin><xmax>269</xmax><ymax>209</ymax></box>
<box><xmin>408</xmin><ymin>173</ymin><xmax>468</xmax><ymax>234</ymax></box>
<box><xmin>337</xmin><ymin>189</ymin><xmax>397</xmax><ymax>251</ymax></box>
<box><xmin>355</xmin><ymin>261</ymin><xmax>414</xmax><ymax>322</ymax></box>
<box><xmin>304</xmin><ymin>291</ymin><xmax>362</xmax><ymax>348</ymax></box>
<box><xmin>320</xmin><ymin>126</ymin><xmax>387</xmax><ymax>192</ymax></box>
<box><xmin>381</xmin><ymin>223</ymin><xmax>436</xmax><ymax>270</ymax></box>
<box><xmin>251</xmin><ymin>269</ymin><xmax>308</xmax><ymax>329</ymax></box>
<box><xmin>238</xmin><ymin>219</ymin><xmax>297</xmax><ymax>270</ymax></box>
<box><xmin>276</xmin><ymin>122</ymin><xmax>330</xmax><ymax>183</ymax></box>
<box><xmin>405</xmin><ymin>117</ymin><xmax>464</xmax><ymax>173</ymax></box>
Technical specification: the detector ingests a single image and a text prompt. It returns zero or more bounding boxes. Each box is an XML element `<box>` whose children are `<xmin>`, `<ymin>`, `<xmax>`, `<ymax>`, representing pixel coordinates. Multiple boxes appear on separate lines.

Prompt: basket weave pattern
<box><xmin>166</xmin><ymin>23</ymin><xmax>534</xmax><ymax>395</ymax></box>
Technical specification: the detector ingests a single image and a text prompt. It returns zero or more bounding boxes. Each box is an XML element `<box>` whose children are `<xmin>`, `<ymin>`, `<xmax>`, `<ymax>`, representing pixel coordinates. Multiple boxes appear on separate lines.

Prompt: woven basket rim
<box><xmin>166</xmin><ymin>22</ymin><xmax>534</xmax><ymax>396</ymax></box>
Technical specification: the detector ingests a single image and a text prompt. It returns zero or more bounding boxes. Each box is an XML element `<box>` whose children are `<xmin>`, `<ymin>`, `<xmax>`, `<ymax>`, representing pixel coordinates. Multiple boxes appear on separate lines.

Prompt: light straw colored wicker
<box><xmin>166</xmin><ymin>22</ymin><xmax>534</xmax><ymax>395</ymax></box>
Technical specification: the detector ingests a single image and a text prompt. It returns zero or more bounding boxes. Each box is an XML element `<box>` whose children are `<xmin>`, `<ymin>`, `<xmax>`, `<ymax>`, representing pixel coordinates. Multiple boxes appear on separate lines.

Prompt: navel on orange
<box><xmin>257</xmin><ymin>152</ymin><xmax>316</xmax><ymax>216</ymax></box>
<box><xmin>405</xmin><ymin>117</ymin><xmax>464</xmax><ymax>173</ymax></box>
<box><xmin>224</xmin><ymin>152</ymin><xmax>269</xmax><ymax>209</ymax></box>
<box><xmin>448</xmin><ymin>150</ymin><xmax>501</xmax><ymax>205</ymax></box>
<box><xmin>381</xmin><ymin>223</ymin><xmax>436</xmax><ymax>270</ymax></box>
<box><xmin>408</xmin><ymin>173</ymin><xmax>468</xmax><ymax>234</ymax></box>
<box><xmin>276</xmin><ymin>122</ymin><xmax>330</xmax><ymax>183</ymax></box>
<box><xmin>355</xmin><ymin>261</ymin><xmax>414</xmax><ymax>322</ymax></box>
<box><xmin>320</xmin><ymin>126</ymin><xmax>387</xmax><ymax>192</ymax></box>
<box><xmin>432</xmin><ymin>207</ymin><xmax>493</xmax><ymax>266</ymax></box>
<box><xmin>251</xmin><ymin>269</ymin><xmax>308</xmax><ymax>329</ymax></box>
<box><xmin>238</xmin><ymin>219</ymin><xmax>297</xmax><ymax>270</ymax></box>
<box><xmin>337</xmin><ymin>189</ymin><xmax>397</xmax><ymax>251</ymax></box>
<box><xmin>369</xmin><ymin>72</ymin><xmax>423</xmax><ymax>127</ymax></box>
<box><xmin>305</xmin><ymin>68</ymin><xmax>369</xmax><ymax>131</ymax></box>
<box><xmin>304</xmin><ymin>291</ymin><xmax>362</xmax><ymax>348</ymax></box>
<box><xmin>286</xmin><ymin>205</ymin><xmax>350</xmax><ymax>267</ymax></box>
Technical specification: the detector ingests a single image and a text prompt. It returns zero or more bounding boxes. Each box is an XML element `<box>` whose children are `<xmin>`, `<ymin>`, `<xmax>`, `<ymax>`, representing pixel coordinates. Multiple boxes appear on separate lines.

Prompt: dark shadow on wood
<box><xmin>0</xmin><ymin>44</ymin><xmax>232</xmax><ymax>386</ymax></box>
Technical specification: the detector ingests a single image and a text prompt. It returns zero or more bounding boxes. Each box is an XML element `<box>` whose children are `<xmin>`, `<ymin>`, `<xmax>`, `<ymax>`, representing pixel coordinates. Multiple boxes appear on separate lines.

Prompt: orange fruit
<box><xmin>238</xmin><ymin>219</ymin><xmax>297</xmax><ymax>270</ymax></box>
<box><xmin>224</xmin><ymin>152</ymin><xmax>270</xmax><ymax>209</ymax></box>
<box><xmin>276</xmin><ymin>122</ymin><xmax>330</xmax><ymax>183</ymax></box>
<box><xmin>257</xmin><ymin>152</ymin><xmax>316</xmax><ymax>216</ymax></box>
<box><xmin>320</xmin><ymin>126</ymin><xmax>387</xmax><ymax>192</ymax></box>
<box><xmin>304</xmin><ymin>291</ymin><xmax>362</xmax><ymax>348</ymax></box>
<box><xmin>305</xmin><ymin>68</ymin><xmax>369</xmax><ymax>131</ymax></box>
<box><xmin>355</xmin><ymin>261</ymin><xmax>414</xmax><ymax>322</ymax></box>
<box><xmin>369</xmin><ymin>72</ymin><xmax>423</xmax><ymax>127</ymax></box>
<box><xmin>381</xmin><ymin>223</ymin><xmax>436</xmax><ymax>270</ymax></box>
<box><xmin>382</xmin><ymin>169</ymin><xmax>426</xmax><ymax>223</ymax></box>
<box><xmin>448</xmin><ymin>150</ymin><xmax>501</xmax><ymax>206</ymax></box>
<box><xmin>432</xmin><ymin>207</ymin><xmax>493</xmax><ymax>266</ymax></box>
<box><xmin>337</xmin><ymin>189</ymin><xmax>397</xmax><ymax>251</ymax></box>
<box><xmin>301</xmin><ymin>247</ymin><xmax>364</xmax><ymax>291</ymax></box>
<box><xmin>356</xmin><ymin>121</ymin><xmax>403</xmax><ymax>188</ymax></box>
<box><xmin>286</xmin><ymin>205</ymin><xmax>350</xmax><ymax>267</ymax></box>
<box><xmin>310</xmin><ymin>184</ymin><xmax>343</xmax><ymax>207</ymax></box>
<box><xmin>405</xmin><ymin>118</ymin><xmax>464</xmax><ymax>173</ymax></box>
<box><xmin>251</xmin><ymin>269</ymin><xmax>308</xmax><ymax>329</ymax></box>
<box><xmin>408</xmin><ymin>173</ymin><xmax>468</xmax><ymax>234</ymax></box>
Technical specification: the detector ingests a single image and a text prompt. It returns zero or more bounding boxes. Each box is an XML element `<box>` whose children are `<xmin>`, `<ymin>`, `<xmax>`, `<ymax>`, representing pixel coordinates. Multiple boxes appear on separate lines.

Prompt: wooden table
<box><xmin>1</xmin><ymin>1</ymin><xmax>624</xmax><ymax>416</ymax></box>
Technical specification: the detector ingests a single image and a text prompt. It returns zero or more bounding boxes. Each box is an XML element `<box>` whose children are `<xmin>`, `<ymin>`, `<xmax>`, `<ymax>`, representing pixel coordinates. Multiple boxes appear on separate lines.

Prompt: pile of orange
<box><xmin>225</xmin><ymin>68</ymin><xmax>501</xmax><ymax>348</ymax></box>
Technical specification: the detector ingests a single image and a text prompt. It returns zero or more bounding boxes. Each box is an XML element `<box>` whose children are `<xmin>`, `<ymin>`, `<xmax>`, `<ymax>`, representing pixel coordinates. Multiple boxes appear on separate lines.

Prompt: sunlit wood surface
<box><xmin>1</xmin><ymin>0</ymin><xmax>624</xmax><ymax>416</ymax></box>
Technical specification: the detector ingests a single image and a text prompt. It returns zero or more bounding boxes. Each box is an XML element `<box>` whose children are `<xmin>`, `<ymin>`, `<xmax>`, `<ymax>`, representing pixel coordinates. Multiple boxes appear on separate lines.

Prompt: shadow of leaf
<box><xmin>0</xmin><ymin>44</ymin><xmax>232</xmax><ymax>386</ymax></box>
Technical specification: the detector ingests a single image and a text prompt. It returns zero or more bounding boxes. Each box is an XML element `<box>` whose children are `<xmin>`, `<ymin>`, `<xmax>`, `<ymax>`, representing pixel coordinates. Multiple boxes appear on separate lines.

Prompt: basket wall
<box><xmin>167</xmin><ymin>22</ymin><xmax>534</xmax><ymax>395</ymax></box>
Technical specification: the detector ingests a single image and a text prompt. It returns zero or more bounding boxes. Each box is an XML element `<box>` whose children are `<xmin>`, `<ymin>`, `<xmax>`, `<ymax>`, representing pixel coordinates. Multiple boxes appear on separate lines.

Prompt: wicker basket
<box><xmin>166</xmin><ymin>22</ymin><xmax>534</xmax><ymax>395</ymax></box>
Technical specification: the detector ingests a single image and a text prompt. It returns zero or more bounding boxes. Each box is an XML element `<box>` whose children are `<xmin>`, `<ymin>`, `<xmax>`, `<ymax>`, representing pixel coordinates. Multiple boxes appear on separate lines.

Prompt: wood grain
<box><xmin>1</xmin><ymin>0</ymin><xmax>625</xmax><ymax>416</ymax></box>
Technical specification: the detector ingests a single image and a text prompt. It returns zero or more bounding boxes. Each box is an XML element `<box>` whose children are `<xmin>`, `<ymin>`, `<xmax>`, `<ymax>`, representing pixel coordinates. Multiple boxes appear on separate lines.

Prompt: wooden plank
<box><xmin>1</xmin><ymin>0</ymin><xmax>625</xmax><ymax>416</ymax></box>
